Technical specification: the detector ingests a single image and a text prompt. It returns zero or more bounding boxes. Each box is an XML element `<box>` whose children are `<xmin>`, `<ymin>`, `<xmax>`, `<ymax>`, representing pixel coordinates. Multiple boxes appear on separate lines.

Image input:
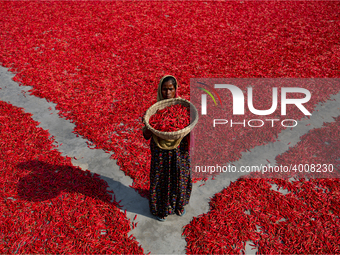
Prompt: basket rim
<box><xmin>144</xmin><ymin>98</ymin><xmax>198</xmax><ymax>137</ymax></box>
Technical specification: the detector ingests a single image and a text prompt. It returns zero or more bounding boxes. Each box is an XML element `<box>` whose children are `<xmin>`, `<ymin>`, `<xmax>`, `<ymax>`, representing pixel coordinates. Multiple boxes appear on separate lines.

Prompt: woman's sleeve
<box><xmin>186</xmin><ymin>133</ymin><xmax>190</xmax><ymax>150</ymax></box>
<box><xmin>142</xmin><ymin>125</ymin><xmax>152</xmax><ymax>140</ymax></box>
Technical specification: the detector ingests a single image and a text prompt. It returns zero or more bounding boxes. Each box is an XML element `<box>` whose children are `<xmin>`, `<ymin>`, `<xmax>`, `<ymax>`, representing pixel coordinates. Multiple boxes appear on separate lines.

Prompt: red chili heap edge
<box><xmin>183</xmin><ymin>117</ymin><xmax>340</xmax><ymax>254</ymax></box>
<box><xmin>0</xmin><ymin>101</ymin><xmax>143</xmax><ymax>254</ymax></box>
<box><xmin>184</xmin><ymin>177</ymin><xmax>340</xmax><ymax>254</ymax></box>
<box><xmin>149</xmin><ymin>104</ymin><xmax>190</xmax><ymax>132</ymax></box>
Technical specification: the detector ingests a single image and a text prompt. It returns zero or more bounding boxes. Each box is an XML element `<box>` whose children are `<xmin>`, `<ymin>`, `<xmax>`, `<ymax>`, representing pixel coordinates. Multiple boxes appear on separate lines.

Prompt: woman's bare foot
<box><xmin>176</xmin><ymin>208</ymin><xmax>185</xmax><ymax>216</ymax></box>
<box><xmin>156</xmin><ymin>215</ymin><xmax>166</xmax><ymax>221</ymax></box>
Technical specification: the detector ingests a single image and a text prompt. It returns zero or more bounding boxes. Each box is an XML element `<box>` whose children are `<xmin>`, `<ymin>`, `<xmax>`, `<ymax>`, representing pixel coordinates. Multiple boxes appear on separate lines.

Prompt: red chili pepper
<box><xmin>149</xmin><ymin>104</ymin><xmax>190</xmax><ymax>132</ymax></box>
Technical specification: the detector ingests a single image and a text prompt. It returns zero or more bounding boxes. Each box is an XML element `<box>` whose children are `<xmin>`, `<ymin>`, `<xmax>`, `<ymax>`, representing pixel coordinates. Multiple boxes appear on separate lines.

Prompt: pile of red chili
<box><xmin>184</xmin><ymin>116</ymin><xmax>340</xmax><ymax>254</ymax></box>
<box><xmin>149</xmin><ymin>104</ymin><xmax>190</xmax><ymax>132</ymax></box>
<box><xmin>1</xmin><ymin>1</ymin><xmax>340</xmax><ymax>198</ymax></box>
<box><xmin>0</xmin><ymin>101</ymin><xmax>143</xmax><ymax>254</ymax></box>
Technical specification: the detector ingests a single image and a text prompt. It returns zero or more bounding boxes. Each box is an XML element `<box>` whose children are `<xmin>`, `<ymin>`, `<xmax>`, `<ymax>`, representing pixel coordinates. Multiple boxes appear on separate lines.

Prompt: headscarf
<box><xmin>152</xmin><ymin>75</ymin><xmax>185</xmax><ymax>150</ymax></box>
<box><xmin>157</xmin><ymin>75</ymin><xmax>179</xmax><ymax>102</ymax></box>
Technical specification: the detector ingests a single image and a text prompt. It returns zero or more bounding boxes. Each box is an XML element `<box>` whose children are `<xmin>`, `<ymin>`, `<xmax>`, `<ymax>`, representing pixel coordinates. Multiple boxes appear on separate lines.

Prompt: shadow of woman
<box><xmin>16</xmin><ymin>160</ymin><xmax>154</xmax><ymax>218</ymax></box>
<box><xmin>17</xmin><ymin>160</ymin><xmax>110</xmax><ymax>202</ymax></box>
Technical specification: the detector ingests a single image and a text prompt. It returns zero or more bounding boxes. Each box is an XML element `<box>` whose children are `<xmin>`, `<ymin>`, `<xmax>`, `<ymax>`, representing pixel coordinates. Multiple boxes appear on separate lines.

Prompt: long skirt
<box><xmin>149</xmin><ymin>136</ymin><xmax>192</xmax><ymax>218</ymax></box>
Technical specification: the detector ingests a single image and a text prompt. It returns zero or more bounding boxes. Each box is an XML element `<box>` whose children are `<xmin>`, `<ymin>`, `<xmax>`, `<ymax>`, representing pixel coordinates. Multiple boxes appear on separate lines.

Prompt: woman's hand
<box><xmin>143</xmin><ymin>124</ymin><xmax>152</xmax><ymax>140</ymax></box>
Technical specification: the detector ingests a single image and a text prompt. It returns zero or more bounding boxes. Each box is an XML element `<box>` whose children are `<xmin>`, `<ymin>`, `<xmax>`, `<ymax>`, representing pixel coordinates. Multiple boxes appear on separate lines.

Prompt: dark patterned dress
<box><xmin>149</xmin><ymin>135</ymin><xmax>192</xmax><ymax>218</ymax></box>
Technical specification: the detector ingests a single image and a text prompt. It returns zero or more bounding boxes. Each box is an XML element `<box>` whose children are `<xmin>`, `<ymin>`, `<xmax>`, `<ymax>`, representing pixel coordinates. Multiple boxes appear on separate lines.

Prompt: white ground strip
<box><xmin>1</xmin><ymin>66</ymin><xmax>339</xmax><ymax>254</ymax></box>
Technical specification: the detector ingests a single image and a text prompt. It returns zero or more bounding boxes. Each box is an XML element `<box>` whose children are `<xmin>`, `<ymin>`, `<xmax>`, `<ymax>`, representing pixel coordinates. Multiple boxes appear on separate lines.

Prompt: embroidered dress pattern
<box><xmin>149</xmin><ymin>136</ymin><xmax>192</xmax><ymax>218</ymax></box>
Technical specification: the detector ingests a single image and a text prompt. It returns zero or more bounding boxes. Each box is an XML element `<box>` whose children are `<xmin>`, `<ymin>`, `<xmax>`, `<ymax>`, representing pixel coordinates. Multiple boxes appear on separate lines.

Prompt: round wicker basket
<box><xmin>144</xmin><ymin>98</ymin><xmax>198</xmax><ymax>140</ymax></box>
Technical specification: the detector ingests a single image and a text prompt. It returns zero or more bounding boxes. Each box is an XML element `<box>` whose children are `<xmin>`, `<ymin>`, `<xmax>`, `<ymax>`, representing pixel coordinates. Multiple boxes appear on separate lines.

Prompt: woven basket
<box><xmin>144</xmin><ymin>98</ymin><xmax>198</xmax><ymax>140</ymax></box>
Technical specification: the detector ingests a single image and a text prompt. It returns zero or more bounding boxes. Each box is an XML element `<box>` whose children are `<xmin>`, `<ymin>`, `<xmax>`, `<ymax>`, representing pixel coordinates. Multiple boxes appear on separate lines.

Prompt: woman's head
<box><xmin>157</xmin><ymin>75</ymin><xmax>179</xmax><ymax>101</ymax></box>
<box><xmin>161</xmin><ymin>76</ymin><xmax>177</xmax><ymax>99</ymax></box>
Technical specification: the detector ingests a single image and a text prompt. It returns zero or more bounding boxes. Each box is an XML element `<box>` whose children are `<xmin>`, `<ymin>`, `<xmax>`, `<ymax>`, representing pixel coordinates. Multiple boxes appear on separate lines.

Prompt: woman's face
<box><xmin>161</xmin><ymin>80</ymin><xmax>176</xmax><ymax>99</ymax></box>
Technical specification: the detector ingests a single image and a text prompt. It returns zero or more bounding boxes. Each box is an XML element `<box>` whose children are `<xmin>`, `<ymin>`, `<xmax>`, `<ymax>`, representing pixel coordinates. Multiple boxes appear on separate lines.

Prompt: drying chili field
<box><xmin>0</xmin><ymin>100</ymin><xmax>143</xmax><ymax>253</ymax></box>
<box><xmin>0</xmin><ymin>1</ymin><xmax>340</xmax><ymax>254</ymax></box>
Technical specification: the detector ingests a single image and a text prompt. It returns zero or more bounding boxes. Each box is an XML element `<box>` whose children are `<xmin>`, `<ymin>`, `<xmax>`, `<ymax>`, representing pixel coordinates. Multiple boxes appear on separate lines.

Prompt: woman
<box><xmin>143</xmin><ymin>75</ymin><xmax>192</xmax><ymax>221</ymax></box>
